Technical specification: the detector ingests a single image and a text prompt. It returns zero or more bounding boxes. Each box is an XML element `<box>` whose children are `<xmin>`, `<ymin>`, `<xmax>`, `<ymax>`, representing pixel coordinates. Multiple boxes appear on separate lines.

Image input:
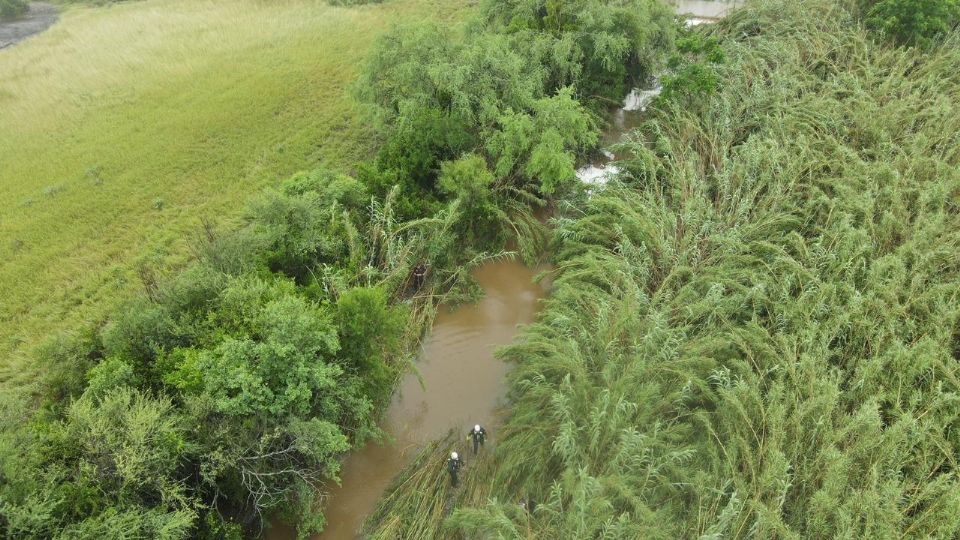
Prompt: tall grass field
<box><xmin>0</xmin><ymin>0</ymin><xmax>467</xmax><ymax>384</ymax></box>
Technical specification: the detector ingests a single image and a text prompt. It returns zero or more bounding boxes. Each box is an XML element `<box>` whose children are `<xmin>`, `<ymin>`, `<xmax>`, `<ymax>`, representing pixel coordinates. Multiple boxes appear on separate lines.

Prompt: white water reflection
<box><xmin>672</xmin><ymin>0</ymin><xmax>742</xmax><ymax>19</ymax></box>
<box><xmin>685</xmin><ymin>17</ymin><xmax>714</xmax><ymax>26</ymax></box>
<box><xmin>576</xmin><ymin>163</ymin><xmax>622</xmax><ymax>187</ymax></box>
<box><xmin>623</xmin><ymin>85</ymin><xmax>663</xmax><ymax>112</ymax></box>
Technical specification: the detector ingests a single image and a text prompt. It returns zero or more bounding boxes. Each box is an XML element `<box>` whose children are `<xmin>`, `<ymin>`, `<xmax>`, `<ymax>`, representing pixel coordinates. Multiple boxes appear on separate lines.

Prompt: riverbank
<box><xmin>358</xmin><ymin>1</ymin><xmax>734</xmax><ymax>537</ymax></box>
<box><xmin>0</xmin><ymin>0</ymin><xmax>679</xmax><ymax>537</ymax></box>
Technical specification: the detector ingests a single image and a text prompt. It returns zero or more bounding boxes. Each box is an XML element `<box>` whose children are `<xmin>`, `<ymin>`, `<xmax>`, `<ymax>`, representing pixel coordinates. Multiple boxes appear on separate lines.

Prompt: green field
<box><xmin>0</xmin><ymin>0</ymin><xmax>467</xmax><ymax>384</ymax></box>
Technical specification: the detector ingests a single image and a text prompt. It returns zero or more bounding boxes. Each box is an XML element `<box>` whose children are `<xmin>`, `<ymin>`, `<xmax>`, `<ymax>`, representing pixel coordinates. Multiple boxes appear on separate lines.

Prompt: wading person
<box><xmin>412</xmin><ymin>262</ymin><xmax>427</xmax><ymax>290</ymax></box>
<box><xmin>468</xmin><ymin>424</ymin><xmax>487</xmax><ymax>455</ymax></box>
<box><xmin>447</xmin><ymin>451</ymin><xmax>464</xmax><ymax>487</ymax></box>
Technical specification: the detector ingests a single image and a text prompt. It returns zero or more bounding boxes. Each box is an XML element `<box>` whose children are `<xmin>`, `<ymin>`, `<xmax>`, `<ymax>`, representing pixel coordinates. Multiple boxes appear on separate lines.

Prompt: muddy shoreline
<box><xmin>0</xmin><ymin>2</ymin><xmax>57</xmax><ymax>50</ymax></box>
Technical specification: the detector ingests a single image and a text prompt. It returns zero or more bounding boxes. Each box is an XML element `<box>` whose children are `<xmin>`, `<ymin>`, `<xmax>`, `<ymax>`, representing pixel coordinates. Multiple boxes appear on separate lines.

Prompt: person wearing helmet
<box><xmin>447</xmin><ymin>451</ymin><xmax>464</xmax><ymax>487</ymax></box>
<box><xmin>468</xmin><ymin>424</ymin><xmax>487</xmax><ymax>455</ymax></box>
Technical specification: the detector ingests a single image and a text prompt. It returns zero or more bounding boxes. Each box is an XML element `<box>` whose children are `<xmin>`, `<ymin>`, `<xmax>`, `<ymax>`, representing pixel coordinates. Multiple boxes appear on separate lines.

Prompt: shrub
<box><xmin>246</xmin><ymin>168</ymin><xmax>368</xmax><ymax>282</ymax></box>
<box><xmin>660</xmin><ymin>34</ymin><xmax>725</xmax><ymax>105</ymax></box>
<box><xmin>335</xmin><ymin>286</ymin><xmax>407</xmax><ymax>407</ymax></box>
<box><xmin>480</xmin><ymin>0</ymin><xmax>677</xmax><ymax>104</ymax></box>
<box><xmin>861</xmin><ymin>0</ymin><xmax>960</xmax><ymax>48</ymax></box>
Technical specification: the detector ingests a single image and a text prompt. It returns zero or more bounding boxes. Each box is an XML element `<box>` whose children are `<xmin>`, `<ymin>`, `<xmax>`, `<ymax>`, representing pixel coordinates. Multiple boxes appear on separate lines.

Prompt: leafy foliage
<box><xmin>480</xmin><ymin>0</ymin><xmax>677</xmax><ymax>103</ymax></box>
<box><xmin>659</xmin><ymin>33</ymin><xmax>725</xmax><ymax>105</ymax></box>
<box><xmin>861</xmin><ymin>0</ymin><xmax>960</xmax><ymax>48</ymax></box>
<box><xmin>1</xmin><ymin>389</ymin><xmax>197</xmax><ymax>539</ymax></box>
<box><xmin>335</xmin><ymin>286</ymin><xmax>407</xmax><ymax>407</ymax></box>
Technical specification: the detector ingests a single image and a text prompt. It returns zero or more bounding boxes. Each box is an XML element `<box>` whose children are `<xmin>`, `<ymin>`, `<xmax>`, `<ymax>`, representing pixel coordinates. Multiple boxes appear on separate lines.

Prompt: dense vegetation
<box><xmin>0</xmin><ymin>0</ymin><xmax>27</xmax><ymax>21</ymax></box>
<box><xmin>355</xmin><ymin>0</ymin><xmax>674</xmax><ymax>222</ymax></box>
<box><xmin>0</xmin><ymin>0</ymin><xmax>675</xmax><ymax>537</ymax></box>
<box><xmin>4</xmin><ymin>0</ymin><xmax>959</xmax><ymax>538</ymax></box>
<box><xmin>1</xmin><ymin>170</ymin><xmax>445</xmax><ymax>537</ymax></box>
<box><xmin>364</xmin><ymin>0</ymin><xmax>960</xmax><ymax>538</ymax></box>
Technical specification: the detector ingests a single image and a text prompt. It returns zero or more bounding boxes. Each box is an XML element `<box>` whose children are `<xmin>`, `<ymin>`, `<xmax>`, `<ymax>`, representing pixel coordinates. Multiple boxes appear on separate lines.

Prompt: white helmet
<box><xmin>451</xmin><ymin>452</ymin><xmax>458</xmax><ymax>459</ymax></box>
<box><xmin>474</xmin><ymin>424</ymin><xmax>481</xmax><ymax>432</ymax></box>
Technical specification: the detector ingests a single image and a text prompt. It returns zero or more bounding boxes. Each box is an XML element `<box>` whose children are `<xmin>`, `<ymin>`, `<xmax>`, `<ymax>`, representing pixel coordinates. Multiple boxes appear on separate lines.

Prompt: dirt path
<box><xmin>0</xmin><ymin>2</ymin><xmax>58</xmax><ymax>50</ymax></box>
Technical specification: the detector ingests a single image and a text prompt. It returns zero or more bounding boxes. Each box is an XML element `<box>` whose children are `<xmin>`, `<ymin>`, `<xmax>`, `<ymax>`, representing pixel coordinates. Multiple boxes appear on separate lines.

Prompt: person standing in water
<box><xmin>468</xmin><ymin>424</ymin><xmax>487</xmax><ymax>455</ymax></box>
<box><xmin>412</xmin><ymin>262</ymin><xmax>427</xmax><ymax>290</ymax></box>
<box><xmin>447</xmin><ymin>452</ymin><xmax>464</xmax><ymax>487</ymax></box>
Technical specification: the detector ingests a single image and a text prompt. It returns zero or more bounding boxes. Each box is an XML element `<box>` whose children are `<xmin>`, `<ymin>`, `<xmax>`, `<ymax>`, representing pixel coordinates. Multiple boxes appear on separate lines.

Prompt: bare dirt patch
<box><xmin>0</xmin><ymin>2</ymin><xmax>58</xmax><ymax>50</ymax></box>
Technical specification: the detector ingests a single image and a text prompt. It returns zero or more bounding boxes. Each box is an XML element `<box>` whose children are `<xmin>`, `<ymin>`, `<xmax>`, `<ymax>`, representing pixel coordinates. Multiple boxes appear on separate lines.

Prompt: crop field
<box><xmin>0</xmin><ymin>0</ymin><xmax>467</xmax><ymax>384</ymax></box>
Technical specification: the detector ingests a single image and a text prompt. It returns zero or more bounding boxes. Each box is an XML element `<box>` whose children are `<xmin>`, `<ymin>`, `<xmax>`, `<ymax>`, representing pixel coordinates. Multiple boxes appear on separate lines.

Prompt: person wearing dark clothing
<box><xmin>520</xmin><ymin>497</ymin><xmax>537</xmax><ymax>514</ymax></box>
<box><xmin>468</xmin><ymin>424</ymin><xmax>487</xmax><ymax>455</ymax></box>
<box><xmin>413</xmin><ymin>263</ymin><xmax>427</xmax><ymax>290</ymax></box>
<box><xmin>447</xmin><ymin>452</ymin><xmax>464</xmax><ymax>487</ymax></box>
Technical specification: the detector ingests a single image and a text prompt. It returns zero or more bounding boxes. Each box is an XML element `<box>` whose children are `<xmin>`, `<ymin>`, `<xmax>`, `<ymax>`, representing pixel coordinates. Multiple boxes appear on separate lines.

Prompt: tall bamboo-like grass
<box><xmin>364</xmin><ymin>0</ymin><xmax>960</xmax><ymax>537</ymax></box>
<box><xmin>0</xmin><ymin>0</ymin><xmax>471</xmax><ymax>386</ymax></box>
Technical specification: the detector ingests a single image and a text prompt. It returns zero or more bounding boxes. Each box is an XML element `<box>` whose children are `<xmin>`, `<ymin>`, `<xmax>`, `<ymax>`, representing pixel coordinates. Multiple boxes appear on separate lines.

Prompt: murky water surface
<box><xmin>267</xmin><ymin>260</ymin><xmax>547</xmax><ymax>539</ymax></box>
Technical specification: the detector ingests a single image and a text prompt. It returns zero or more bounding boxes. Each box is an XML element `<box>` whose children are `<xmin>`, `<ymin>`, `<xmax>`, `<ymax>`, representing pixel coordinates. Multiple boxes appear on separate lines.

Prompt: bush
<box><xmin>246</xmin><ymin>168</ymin><xmax>367</xmax><ymax>282</ymax></box>
<box><xmin>480</xmin><ymin>0</ymin><xmax>677</xmax><ymax>104</ymax></box>
<box><xmin>861</xmin><ymin>0</ymin><xmax>960</xmax><ymax>48</ymax></box>
<box><xmin>335</xmin><ymin>286</ymin><xmax>407</xmax><ymax>407</ymax></box>
<box><xmin>660</xmin><ymin>34</ymin><xmax>725</xmax><ymax>105</ymax></box>
<box><xmin>1</xmin><ymin>389</ymin><xmax>197</xmax><ymax>539</ymax></box>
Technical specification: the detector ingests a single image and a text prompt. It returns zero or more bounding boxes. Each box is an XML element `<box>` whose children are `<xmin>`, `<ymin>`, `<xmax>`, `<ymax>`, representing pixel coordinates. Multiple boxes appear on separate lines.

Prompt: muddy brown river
<box><xmin>267</xmin><ymin>260</ymin><xmax>548</xmax><ymax>539</ymax></box>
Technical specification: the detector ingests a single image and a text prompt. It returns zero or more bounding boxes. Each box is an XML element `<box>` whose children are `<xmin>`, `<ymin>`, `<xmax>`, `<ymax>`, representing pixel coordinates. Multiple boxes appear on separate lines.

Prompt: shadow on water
<box><xmin>266</xmin><ymin>259</ymin><xmax>548</xmax><ymax>540</ymax></box>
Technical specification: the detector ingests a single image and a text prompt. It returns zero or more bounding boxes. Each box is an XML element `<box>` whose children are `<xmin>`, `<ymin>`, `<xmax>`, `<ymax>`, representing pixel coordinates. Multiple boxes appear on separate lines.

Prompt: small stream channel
<box><xmin>267</xmin><ymin>261</ymin><xmax>548</xmax><ymax>539</ymax></box>
<box><xmin>267</xmin><ymin>2</ymin><xmax>737</xmax><ymax>538</ymax></box>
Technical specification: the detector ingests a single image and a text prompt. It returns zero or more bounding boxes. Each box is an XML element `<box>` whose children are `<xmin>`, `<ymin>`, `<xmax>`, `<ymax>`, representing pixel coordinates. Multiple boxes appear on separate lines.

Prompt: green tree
<box><xmin>863</xmin><ymin>0</ymin><xmax>960</xmax><ymax>48</ymax></box>
<box><xmin>480</xmin><ymin>0</ymin><xmax>677</xmax><ymax>103</ymax></box>
<box><xmin>0</xmin><ymin>389</ymin><xmax>197</xmax><ymax>539</ymax></box>
<box><xmin>335</xmin><ymin>286</ymin><xmax>407</xmax><ymax>407</ymax></box>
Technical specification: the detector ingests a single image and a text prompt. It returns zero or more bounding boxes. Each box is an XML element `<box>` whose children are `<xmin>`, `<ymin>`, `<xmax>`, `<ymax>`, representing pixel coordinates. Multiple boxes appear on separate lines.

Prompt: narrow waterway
<box><xmin>267</xmin><ymin>260</ymin><xmax>548</xmax><ymax>539</ymax></box>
